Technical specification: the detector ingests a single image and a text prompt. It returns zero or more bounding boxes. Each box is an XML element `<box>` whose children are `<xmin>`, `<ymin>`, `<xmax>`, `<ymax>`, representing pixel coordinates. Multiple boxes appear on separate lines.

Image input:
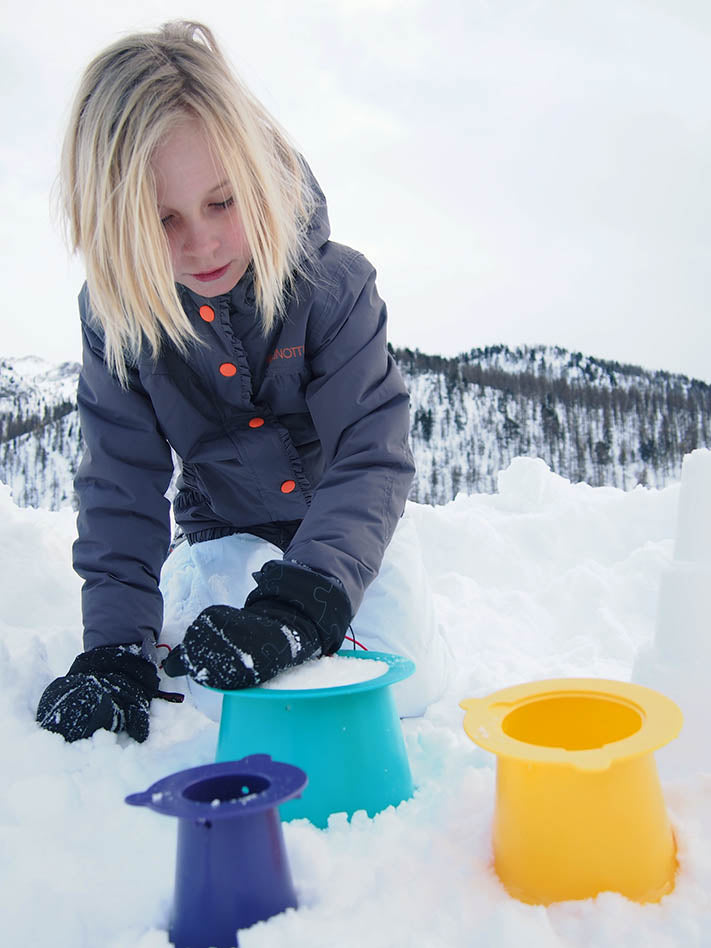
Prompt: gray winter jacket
<box><xmin>73</xmin><ymin>188</ymin><xmax>415</xmax><ymax>653</ymax></box>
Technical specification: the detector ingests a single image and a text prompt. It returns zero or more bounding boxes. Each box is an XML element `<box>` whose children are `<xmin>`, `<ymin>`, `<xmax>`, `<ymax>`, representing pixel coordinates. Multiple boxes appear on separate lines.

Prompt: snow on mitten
<box><xmin>163</xmin><ymin>560</ymin><xmax>352</xmax><ymax>689</ymax></box>
<box><xmin>36</xmin><ymin>644</ymin><xmax>161</xmax><ymax>743</ymax></box>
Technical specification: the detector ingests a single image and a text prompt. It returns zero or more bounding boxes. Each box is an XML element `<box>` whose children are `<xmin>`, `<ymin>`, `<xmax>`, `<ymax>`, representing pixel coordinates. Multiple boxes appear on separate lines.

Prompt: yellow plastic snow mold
<box><xmin>460</xmin><ymin>678</ymin><xmax>682</xmax><ymax>905</ymax></box>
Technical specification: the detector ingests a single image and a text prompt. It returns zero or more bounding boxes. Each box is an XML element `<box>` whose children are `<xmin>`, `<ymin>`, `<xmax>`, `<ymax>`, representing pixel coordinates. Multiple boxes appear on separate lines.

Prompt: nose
<box><xmin>182</xmin><ymin>218</ymin><xmax>220</xmax><ymax>257</ymax></box>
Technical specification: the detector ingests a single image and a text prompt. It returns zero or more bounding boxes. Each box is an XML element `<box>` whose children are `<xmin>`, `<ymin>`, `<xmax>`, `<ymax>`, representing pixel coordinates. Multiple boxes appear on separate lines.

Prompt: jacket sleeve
<box><xmin>284</xmin><ymin>251</ymin><xmax>415</xmax><ymax>614</ymax></box>
<box><xmin>72</xmin><ymin>288</ymin><xmax>175</xmax><ymax>653</ymax></box>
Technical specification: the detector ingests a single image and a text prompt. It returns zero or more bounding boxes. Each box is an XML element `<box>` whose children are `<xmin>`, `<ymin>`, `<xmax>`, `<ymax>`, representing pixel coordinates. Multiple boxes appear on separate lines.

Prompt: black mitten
<box><xmin>36</xmin><ymin>644</ymin><xmax>161</xmax><ymax>743</ymax></box>
<box><xmin>163</xmin><ymin>560</ymin><xmax>352</xmax><ymax>689</ymax></box>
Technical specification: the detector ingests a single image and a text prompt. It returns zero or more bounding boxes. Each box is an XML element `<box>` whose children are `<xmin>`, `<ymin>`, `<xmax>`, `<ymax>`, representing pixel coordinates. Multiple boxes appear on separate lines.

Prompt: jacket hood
<box><xmin>303</xmin><ymin>165</ymin><xmax>330</xmax><ymax>250</ymax></box>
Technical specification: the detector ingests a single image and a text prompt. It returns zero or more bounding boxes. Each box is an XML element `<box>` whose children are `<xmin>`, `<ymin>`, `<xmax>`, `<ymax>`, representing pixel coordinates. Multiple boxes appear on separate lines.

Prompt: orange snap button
<box><xmin>199</xmin><ymin>305</ymin><xmax>215</xmax><ymax>322</ymax></box>
<box><xmin>280</xmin><ymin>479</ymin><xmax>296</xmax><ymax>494</ymax></box>
<box><xmin>249</xmin><ymin>417</ymin><xmax>265</xmax><ymax>428</ymax></box>
<box><xmin>219</xmin><ymin>362</ymin><xmax>237</xmax><ymax>377</ymax></box>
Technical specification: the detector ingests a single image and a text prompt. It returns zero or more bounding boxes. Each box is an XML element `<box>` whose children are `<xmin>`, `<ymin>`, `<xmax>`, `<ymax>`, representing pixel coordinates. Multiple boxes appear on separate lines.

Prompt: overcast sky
<box><xmin>2</xmin><ymin>0</ymin><xmax>709</xmax><ymax>380</ymax></box>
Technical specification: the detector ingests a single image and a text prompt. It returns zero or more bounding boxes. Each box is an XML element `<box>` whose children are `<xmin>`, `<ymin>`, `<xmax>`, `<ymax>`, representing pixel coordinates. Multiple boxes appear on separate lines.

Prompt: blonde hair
<box><xmin>61</xmin><ymin>20</ymin><xmax>316</xmax><ymax>383</ymax></box>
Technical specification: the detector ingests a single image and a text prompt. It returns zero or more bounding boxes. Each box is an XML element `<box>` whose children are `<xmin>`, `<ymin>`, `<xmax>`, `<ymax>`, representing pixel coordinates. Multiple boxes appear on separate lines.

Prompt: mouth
<box><xmin>191</xmin><ymin>264</ymin><xmax>230</xmax><ymax>282</ymax></box>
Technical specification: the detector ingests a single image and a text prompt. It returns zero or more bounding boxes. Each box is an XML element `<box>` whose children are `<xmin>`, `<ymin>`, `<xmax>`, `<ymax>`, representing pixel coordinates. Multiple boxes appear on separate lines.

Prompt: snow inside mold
<box><xmin>259</xmin><ymin>655</ymin><xmax>389</xmax><ymax>690</ymax></box>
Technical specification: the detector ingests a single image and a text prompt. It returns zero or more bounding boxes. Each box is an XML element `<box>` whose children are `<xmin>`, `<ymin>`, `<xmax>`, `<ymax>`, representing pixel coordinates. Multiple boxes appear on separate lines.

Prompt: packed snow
<box><xmin>2</xmin><ymin>455</ymin><xmax>711</xmax><ymax>948</ymax></box>
<box><xmin>259</xmin><ymin>656</ymin><xmax>389</xmax><ymax>690</ymax></box>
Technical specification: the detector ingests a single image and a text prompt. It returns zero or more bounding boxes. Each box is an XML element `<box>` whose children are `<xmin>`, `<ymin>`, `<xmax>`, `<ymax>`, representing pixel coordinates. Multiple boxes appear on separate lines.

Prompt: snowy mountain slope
<box><xmin>0</xmin><ymin>409</ymin><xmax>83</xmax><ymax>509</ymax></box>
<box><xmin>1</xmin><ymin>345</ymin><xmax>709</xmax><ymax>510</ymax></box>
<box><xmin>400</xmin><ymin>345</ymin><xmax>711</xmax><ymax>502</ymax></box>
<box><xmin>0</xmin><ymin>357</ymin><xmax>81</xmax><ymax>509</ymax></box>
<box><xmin>0</xmin><ymin>355</ymin><xmax>79</xmax><ymax>421</ymax></box>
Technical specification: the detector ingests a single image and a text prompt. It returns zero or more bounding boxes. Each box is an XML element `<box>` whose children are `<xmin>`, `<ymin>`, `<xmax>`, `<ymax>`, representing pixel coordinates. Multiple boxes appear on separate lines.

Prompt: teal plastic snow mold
<box><xmin>210</xmin><ymin>650</ymin><xmax>415</xmax><ymax>827</ymax></box>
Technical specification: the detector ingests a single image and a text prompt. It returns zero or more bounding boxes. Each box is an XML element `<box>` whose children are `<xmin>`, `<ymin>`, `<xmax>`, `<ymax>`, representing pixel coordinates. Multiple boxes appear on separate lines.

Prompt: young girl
<box><xmin>36</xmin><ymin>21</ymin><xmax>448</xmax><ymax>743</ymax></box>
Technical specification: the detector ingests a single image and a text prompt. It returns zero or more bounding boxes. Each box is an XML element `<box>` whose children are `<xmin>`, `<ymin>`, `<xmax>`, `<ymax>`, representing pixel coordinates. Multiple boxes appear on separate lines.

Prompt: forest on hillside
<box><xmin>1</xmin><ymin>345</ymin><xmax>710</xmax><ymax>509</ymax></box>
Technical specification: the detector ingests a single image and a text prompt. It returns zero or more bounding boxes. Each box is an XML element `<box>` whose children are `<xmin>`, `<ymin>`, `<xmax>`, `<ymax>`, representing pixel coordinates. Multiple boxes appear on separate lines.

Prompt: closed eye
<box><xmin>159</xmin><ymin>196</ymin><xmax>234</xmax><ymax>227</ymax></box>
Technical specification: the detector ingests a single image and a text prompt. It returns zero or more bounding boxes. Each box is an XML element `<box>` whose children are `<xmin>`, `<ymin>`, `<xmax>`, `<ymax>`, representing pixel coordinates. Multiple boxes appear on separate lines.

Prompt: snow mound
<box><xmin>2</xmin><ymin>459</ymin><xmax>710</xmax><ymax>947</ymax></box>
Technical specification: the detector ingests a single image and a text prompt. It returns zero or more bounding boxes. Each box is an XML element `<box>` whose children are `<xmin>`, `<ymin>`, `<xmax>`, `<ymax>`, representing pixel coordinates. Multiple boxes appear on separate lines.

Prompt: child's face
<box><xmin>152</xmin><ymin>117</ymin><xmax>251</xmax><ymax>297</ymax></box>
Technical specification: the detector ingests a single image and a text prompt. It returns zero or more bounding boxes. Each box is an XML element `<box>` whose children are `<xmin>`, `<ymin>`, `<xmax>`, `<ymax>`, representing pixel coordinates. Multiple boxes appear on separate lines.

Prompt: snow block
<box><xmin>633</xmin><ymin>449</ymin><xmax>711</xmax><ymax>778</ymax></box>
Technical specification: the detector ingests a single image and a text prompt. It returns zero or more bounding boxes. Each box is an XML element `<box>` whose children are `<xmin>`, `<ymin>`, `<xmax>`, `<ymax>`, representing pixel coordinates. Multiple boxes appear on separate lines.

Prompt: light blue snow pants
<box><xmin>159</xmin><ymin>509</ymin><xmax>449</xmax><ymax>718</ymax></box>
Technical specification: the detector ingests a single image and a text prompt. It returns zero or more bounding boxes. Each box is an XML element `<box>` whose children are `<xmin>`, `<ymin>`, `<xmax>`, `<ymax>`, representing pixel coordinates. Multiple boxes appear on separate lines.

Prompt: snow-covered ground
<box><xmin>2</xmin><ymin>456</ymin><xmax>710</xmax><ymax>948</ymax></box>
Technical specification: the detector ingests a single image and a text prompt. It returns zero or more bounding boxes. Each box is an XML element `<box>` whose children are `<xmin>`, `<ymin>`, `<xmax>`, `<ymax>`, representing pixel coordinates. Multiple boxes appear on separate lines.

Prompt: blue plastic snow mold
<box><xmin>125</xmin><ymin>754</ymin><xmax>307</xmax><ymax>948</ymax></box>
<box><xmin>210</xmin><ymin>650</ymin><xmax>415</xmax><ymax>827</ymax></box>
